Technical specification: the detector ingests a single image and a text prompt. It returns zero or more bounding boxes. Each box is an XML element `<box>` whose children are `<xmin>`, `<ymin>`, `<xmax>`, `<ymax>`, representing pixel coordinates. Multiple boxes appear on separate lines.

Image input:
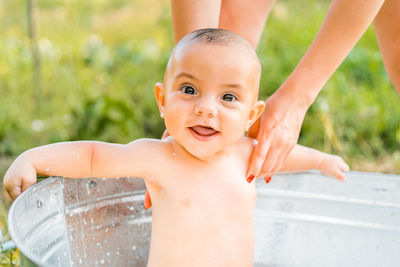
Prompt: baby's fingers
<box><xmin>339</xmin><ymin>160</ymin><xmax>350</xmax><ymax>172</ymax></box>
<box><xmin>21</xmin><ymin>177</ymin><xmax>36</xmax><ymax>193</ymax></box>
<box><xmin>332</xmin><ymin>168</ymin><xmax>346</xmax><ymax>181</ymax></box>
<box><xmin>3</xmin><ymin>161</ymin><xmax>37</xmax><ymax>200</ymax></box>
<box><xmin>3</xmin><ymin>177</ymin><xmax>23</xmax><ymax>201</ymax></box>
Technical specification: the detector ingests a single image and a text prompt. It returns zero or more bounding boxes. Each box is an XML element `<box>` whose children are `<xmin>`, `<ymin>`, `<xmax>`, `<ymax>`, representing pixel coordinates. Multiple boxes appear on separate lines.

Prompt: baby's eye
<box><xmin>222</xmin><ymin>93</ymin><xmax>237</xmax><ymax>102</ymax></box>
<box><xmin>181</xmin><ymin>85</ymin><xmax>196</xmax><ymax>95</ymax></box>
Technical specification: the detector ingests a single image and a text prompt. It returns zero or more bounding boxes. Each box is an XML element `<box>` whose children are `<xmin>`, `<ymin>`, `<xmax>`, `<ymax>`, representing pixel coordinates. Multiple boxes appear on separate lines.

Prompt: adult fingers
<box><xmin>247</xmin><ymin>117</ymin><xmax>260</xmax><ymax>139</ymax></box>
<box><xmin>144</xmin><ymin>189</ymin><xmax>152</xmax><ymax>209</ymax></box>
<box><xmin>247</xmin><ymin>138</ymin><xmax>271</xmax><ymax>181</ymax></box>
<box><xmin>259</xmin><ymin>146</ymin><xmax>288</xmax><ymax>181</ymax></box>
<box><xmin>260</xmin><ymin>142</ymin><xmax>294</xmax><ymax>178</ymax></box>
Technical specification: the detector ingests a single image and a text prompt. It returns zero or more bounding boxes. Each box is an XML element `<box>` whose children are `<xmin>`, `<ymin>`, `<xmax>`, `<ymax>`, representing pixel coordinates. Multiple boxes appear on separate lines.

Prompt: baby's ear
<box><xmin>155</xmin><ymin>83</ymin><xmax>165</xmax><ymax>118</ymax></box>
<box><xmin>246</xmin><ymin>100</ymin><xmax>265</xmax><ymax>130</ymax></box>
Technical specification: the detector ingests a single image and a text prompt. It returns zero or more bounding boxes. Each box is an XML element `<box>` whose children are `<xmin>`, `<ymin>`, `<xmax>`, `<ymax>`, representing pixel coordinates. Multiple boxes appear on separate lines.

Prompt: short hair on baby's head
<box><xmin>186</xmin><ymin>28</ymin><xmax>246</xmax><ymax>45</ymax></box>
<box><xmin>165</xmin><ymin>28</ymin><xmax>261</xmax><ymax>84</ymax></box>
<box><xmin>173</xmin><ymin>28</ymin><xmax>257</xmax><ymax>58</ymax></box>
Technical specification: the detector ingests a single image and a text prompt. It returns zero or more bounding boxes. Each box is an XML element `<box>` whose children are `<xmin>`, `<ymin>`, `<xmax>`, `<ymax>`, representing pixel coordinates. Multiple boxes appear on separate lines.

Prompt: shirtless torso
<box><xmin>145</xmin><ymin>136</ymin><xmax>256</xmax><ymax>267</ymax></box>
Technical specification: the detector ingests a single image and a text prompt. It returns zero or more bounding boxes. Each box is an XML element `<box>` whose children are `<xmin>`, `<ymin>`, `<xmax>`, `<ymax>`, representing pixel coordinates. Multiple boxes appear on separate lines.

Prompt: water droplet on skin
<box><xmin>45</xmin><ymin>168</ymin><xmax>50</xmax><ymax>172</ymax></box>
<box><xmin>106</xmin><ymin>252</ymin><xmax>110</xmax><ymax>256</ymax></box>
<box><xmin>100</xmin><ymin>259</ymin><xmax>105</xmax><ymax>264</ymax></box>
<box><xmin>105</xmin><ymin>228</ymin><xmax>109</xmax><ymax>232</ymax></box>
<box><xmin>132</xmin><ymin>245</ymin><xmax>136</xmax><ymax>250</ymax></box>
<box><xmin>79</xmin><ymin>259</ymin><xmax>82</xmax><ymax>264</ymax></box>
<box><xmin>128</xmin><ymin>206</ymin><xmax>135</xmax><ymax>211</ymax></box>
<box><xmin>75</xmin><ymin>154</ymin><xmax>80</xmax><ymax>159</ymax></box>
<box><xmin>172</xmin><ymin>153</ymin><xmax>177</xmax><ymax>157</ymax></box>
<box><xmin>116</xmin><ymin>251</ymin><xmax>120</xmax><ymax>255</ymax></box>
<box><xmin>91</xmin><ymin>218</ymin><xmax>94</xmax><ymax>223</ymax></box>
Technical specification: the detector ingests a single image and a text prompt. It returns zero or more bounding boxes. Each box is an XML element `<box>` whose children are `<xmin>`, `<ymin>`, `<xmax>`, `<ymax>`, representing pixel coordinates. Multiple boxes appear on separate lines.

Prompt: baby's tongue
<box><xmin>191</xmin><ymin>126</ymin><xmax>217</xmax><ymax>136</ymax></box>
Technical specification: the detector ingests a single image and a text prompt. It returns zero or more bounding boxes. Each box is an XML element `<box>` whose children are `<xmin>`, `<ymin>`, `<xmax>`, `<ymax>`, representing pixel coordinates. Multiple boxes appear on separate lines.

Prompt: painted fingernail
<box><xmin>247</xmin><ymin>174</ymin><xmax>255</xmax><ymax>183</ymax></box>
<box><xmin>265</xmin><ymin>176</ymin><xmax>272</xmax><ymax>183</ymax></box>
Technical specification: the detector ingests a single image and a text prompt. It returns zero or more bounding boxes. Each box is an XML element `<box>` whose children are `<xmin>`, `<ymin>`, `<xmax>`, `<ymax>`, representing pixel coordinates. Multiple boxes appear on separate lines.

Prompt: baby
<box><xmin>3</xmin><ymin>29</ymin><xmax>349</xmax><ymax>266</ymax></box>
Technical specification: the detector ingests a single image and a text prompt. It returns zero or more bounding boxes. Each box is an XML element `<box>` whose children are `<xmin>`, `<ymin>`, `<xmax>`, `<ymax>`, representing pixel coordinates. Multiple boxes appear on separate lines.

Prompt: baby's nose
<box><xmin>194</xmin><ymin>97</ymin><xmax>218</xmax><ymax>118</ymax></box>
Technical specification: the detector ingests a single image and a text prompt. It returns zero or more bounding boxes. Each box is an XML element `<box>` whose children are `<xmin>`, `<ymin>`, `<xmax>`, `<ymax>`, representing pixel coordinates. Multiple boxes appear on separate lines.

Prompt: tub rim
<box><xmin>8</xmin><ymin>178</ymin><xmax>59</xmax><ymax>267</ymax></box>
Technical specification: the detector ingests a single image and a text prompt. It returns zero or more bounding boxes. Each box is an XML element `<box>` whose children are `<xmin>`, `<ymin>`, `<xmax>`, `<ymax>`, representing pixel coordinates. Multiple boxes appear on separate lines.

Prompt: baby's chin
<box><xmin>185</xmin><ymin>146</ymin><xmax>220</xmax><ymax>160</ymax></box>
<box><xmin>179</xmin><ymin>142</ymin><xmax>225</xmax><ymax>161</ymax></box>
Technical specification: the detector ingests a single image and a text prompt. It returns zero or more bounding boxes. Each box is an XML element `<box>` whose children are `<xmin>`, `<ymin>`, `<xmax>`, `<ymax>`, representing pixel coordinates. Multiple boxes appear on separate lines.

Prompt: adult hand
<box><xmin>246</xmin><ymin>88</ymin><xmax>309</xmax><ymax>182</ymax></box>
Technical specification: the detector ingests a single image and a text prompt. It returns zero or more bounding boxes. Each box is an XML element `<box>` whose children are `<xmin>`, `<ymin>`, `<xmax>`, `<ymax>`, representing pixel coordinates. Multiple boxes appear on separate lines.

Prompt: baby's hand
<box><xmin>317</xmin><ymin>154</ymin><xmax>349</xmax><ymax>181</ymax></box>
<box><xmin>3</xmin><ymin>155</ymin><xmax>37</xmax><ymax>201</ymax></box>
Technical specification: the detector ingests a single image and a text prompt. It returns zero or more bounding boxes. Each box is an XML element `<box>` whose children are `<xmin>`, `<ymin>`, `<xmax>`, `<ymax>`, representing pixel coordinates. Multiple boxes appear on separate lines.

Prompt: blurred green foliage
<box><xmin>0</xmin><ymin>0</ymin><xmax>399</xmax><ymax>168</ymax></box>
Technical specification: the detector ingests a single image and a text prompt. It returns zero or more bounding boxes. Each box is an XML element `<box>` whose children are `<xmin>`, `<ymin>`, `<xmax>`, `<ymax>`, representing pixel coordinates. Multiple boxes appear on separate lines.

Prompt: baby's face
<box><xmin>156</xmin><ymin>42</ymin><xmax>264</xmax><ymax>159</ymax></box>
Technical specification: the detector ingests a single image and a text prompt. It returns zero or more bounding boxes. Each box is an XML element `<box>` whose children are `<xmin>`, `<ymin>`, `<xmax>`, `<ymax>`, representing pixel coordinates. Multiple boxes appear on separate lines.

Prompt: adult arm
<box><xmin>246</xmin><ymin>0</ymin><xmax>385</xmax><ymax>180</ymax></box>
<box><xmin>170</xmin><ymin>0</ymin><xmax>221</xmax><ymax>43</ymax></box>
<box><xmin>373</xmin><ymin>0</ymin><xmax>400</xmax><ymax>93</ymax></box>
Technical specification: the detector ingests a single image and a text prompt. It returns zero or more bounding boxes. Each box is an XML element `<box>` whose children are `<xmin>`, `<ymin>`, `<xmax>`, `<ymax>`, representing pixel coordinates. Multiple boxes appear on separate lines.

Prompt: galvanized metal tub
<box><xmin>8</xmin><ymin>171</ymin><xmax>400</xmax><ymax>266</ymax></box>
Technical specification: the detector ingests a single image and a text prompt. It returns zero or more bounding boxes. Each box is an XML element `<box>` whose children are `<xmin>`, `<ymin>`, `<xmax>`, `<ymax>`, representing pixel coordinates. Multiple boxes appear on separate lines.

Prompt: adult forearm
<box><xmin>279</xmin><ymin>0</ymin><xmax>385</xmax><ymax>107</ymax></box>
<box><xmin>374</xmin><ymin>0</ymin><xmax>400</xmax><ymax>93</ymax></box>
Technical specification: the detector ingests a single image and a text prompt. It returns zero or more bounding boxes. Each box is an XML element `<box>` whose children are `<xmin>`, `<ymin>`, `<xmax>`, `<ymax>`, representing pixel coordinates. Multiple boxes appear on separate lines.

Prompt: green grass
<box><xmin>1</xmin><ymin>0</ymin><xmax>400</xmax><ymax>263</ymax></box>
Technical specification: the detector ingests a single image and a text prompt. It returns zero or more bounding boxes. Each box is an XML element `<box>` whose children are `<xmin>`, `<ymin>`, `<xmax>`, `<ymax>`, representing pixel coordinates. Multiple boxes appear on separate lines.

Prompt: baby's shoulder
<box><xmin>233</xmin><ymin>137</ymin><xmax>257</xmax><ymax>161</ymax></box>
<box><xmin>126</xmin><ymin>137</ymin><xmax>172</xmax><ymax>160</ymax></box>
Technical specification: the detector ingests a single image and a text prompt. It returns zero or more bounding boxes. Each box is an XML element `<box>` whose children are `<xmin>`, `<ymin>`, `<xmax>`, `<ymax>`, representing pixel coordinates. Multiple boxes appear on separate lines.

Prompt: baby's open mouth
<box><xmin>189</xmin><ymin>126</ymin><xmax>219</xmax><ymax>140</ymax></box>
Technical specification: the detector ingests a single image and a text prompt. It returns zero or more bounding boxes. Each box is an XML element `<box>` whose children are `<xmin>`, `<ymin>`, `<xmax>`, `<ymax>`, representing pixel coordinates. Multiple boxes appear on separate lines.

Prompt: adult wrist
<box><xmin>269</xmin><ymin>85</ymin><xmax>311</xmax><ymax>122</ymax></box>
<box><xmin>276</xmin><ymin>77</ymin><xmax>317</xmax><ymax>110</ymax></box>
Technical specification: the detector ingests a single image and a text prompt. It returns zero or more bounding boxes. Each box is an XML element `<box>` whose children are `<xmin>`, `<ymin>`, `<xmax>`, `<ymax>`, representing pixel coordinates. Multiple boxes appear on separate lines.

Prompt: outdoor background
<box><xmin>1</xmin><ymin>0</ymin><xmax>399</xmax><ymax>264</ymax></box>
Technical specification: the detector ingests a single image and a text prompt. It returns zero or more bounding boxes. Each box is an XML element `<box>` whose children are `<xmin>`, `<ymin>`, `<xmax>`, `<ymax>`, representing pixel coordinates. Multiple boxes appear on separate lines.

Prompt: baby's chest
<box><xmin>158</xmin><ymin>165</ymin><xmax>256</xmax><ymax>212</ymax></box>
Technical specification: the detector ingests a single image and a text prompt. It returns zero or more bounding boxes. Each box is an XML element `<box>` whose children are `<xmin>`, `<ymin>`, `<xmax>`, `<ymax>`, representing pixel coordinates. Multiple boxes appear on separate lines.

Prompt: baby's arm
<box><xmin>279</xmin><ymin>144</ymin><xmax>349</xmax><ymax>181</ymax></box>
<box><xmin>3</xmin><ymin>139</ymin><xmax>160</xmax><ymax>200</ymax></box>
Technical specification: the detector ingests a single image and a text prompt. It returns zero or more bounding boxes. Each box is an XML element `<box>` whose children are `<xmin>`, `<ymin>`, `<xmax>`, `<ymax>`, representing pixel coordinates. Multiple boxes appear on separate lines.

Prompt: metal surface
<box><xmin>8</xmin><ymin>172</ymin><xmax>400</xmax><ymax>267</ymax></box>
